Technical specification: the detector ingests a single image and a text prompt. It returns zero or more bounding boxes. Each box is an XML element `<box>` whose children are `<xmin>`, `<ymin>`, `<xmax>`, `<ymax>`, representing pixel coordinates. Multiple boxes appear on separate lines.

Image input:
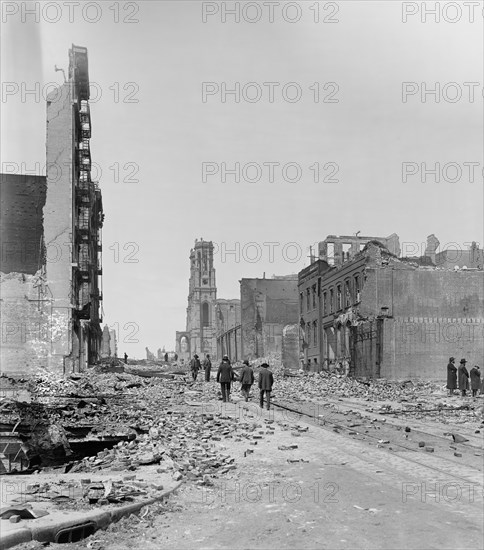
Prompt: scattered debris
<box><xmin>451</xmin><ymin>433</ymin><xmax>469</xmax><ymax>444</ymax></box>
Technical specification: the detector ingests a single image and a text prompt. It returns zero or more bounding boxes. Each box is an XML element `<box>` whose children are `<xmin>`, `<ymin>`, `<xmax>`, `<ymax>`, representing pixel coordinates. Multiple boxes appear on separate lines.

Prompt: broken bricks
<box><xmin>278</xmin><ymin>444</ymin><xmax>298</xmax><ymax>451</ymax></box>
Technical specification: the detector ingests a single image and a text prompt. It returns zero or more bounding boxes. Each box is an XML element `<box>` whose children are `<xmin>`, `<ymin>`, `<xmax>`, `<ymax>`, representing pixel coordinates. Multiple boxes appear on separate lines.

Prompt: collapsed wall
<box><xmin>0</xmin><ymin>174</ymin><xmax>55</xmax><ymax>375</ymax></box>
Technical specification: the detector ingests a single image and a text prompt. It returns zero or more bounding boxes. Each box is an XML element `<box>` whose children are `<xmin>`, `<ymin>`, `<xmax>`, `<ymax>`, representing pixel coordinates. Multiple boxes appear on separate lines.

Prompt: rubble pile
<box><xmin>30</xmin><ymin>369</ymin><xmax>109</xmax><ymax>398</ymax></box>
<box><xmin>2</xmin><ymin>370</ymin><xmax>270</xmax><ymax>482</ymax></box>
<box><xmin>272</xmin><ymin>371</ymin><xmax>483</xmax><ymax>424</ymax></box>
<box><xmin>70</xmin><ymin>410</ymin><xmax>245</xmax><ymax>482</ymax></box>
<box><xmin>274</xmin><ymin>371</ymin><xmax>445</xmax><ymax>403</ymax></box>
<box><xmin>9</xmin><ymin>475</ymin><xmax>171</xmax><ymax>513</ymax></box>
<box><xmin>249</xmin><ymin>353</ymin><xmax>284</xmax><ymax>374</ymax></box>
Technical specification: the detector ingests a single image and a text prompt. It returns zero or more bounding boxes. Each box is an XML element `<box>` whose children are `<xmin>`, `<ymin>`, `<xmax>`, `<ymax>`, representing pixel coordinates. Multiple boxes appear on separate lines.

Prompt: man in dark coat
<box><xmin>458</xmin><ymin>358</ymin><xmax>469</xmax><ymax>397</ymax></box>
<box><xmin>470</xmin><ymin>365</ymin><xmax>481</xmax><ymax>397</ymax></box>
<box><xmin>239</xmin><ymin>360</ymin><xmax>254</xmax><ymax>402</ymax></box>
<box><xmin>190</xmin><ymin>354</ymin><xmax>201</xmax><ymax>381</ymax></box>
<box><xmin>446</xmin><ymin>357</ymin><xmax>457</xmax><ymax>396</ymax></box>
<box><xmin>258</xmin><ymin>363</ymin><xmax>274</xmax><ymax>410</ymax></box>
<box><xmin>216</xmin><ymin>355</ymin><xmax>234</xmax><ymax>402</ymax></box>
<box><xmin>203</xmin><ymin>354</ymin><xmax>212</xmax><ymax>382</ymax></box>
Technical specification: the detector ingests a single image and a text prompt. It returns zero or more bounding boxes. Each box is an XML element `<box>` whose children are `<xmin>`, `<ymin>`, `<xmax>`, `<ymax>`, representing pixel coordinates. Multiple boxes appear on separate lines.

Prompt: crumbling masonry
<box><xmin>0</xmin><ymin>45</ymin><xmax>104</xmax><ymax>376</ymax></box>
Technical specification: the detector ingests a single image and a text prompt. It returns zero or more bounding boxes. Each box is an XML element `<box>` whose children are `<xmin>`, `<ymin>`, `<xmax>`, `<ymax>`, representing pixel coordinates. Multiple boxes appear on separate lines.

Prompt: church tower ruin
<box><xmin>185</xmin><ymin>238</ymin><xmax>218</xmax><ymax>360</ymax></box>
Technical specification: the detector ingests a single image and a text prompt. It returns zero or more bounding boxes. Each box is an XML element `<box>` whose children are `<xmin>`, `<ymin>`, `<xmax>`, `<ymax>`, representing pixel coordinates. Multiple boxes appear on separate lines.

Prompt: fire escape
<box><xmin>71</xmin><ymin>45</ymin><xmax>104</xmax><ymax>363</ymax></box>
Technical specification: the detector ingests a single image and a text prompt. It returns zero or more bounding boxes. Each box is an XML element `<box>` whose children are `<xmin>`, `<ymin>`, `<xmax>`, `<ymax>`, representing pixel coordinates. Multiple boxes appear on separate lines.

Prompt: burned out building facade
<box><xmin>216</xmin><ymin>299</ymin><xmax>242</xmax><ymax>362</ymax></box>
<box><xmin>0</xmin><ymin>45</ymin><xmax>104</xmax><ymax>376</ymax></box>
<box><xmin>240</xmin><ymin>275</ymin><xmax>299</xmax><ymax>361</ymax></box>
<box><xmin>298</xmin><ymin>234</ymin><xmax>484</xmax><ymax>380</ymax></box>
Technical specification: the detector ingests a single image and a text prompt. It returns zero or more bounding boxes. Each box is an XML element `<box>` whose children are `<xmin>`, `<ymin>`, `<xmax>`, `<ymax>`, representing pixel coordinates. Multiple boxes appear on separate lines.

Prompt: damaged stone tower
<box><xmin>183</xmin><ymin>239</ymin><xmax>218</xmax><ymax>361</ymax></box>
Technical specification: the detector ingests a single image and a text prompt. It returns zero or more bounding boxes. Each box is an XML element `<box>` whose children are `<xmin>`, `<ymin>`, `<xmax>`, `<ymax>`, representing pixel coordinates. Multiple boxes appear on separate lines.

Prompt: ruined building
<box><xmin>298</xmin><ymin>234</ymin><xmax>484</xmax><ymax>380</ymax></box>
<box><xmin>215</xmin><ymin>276</ymin><xmax>299</xmax><ymax>365</ymax></box>
<box><xmin>240</xmin><ymin>275</ymin><xmax>299</xmax><ymax>362</ymax></box>
<box><xmin>319</xmin><ymin>233</ymin><xmax>400</xmax><ymax>265</ymax></box>
<box><xmin>216</xmin><ymin>299</ymin><xmax>242</xmax><ymax>362</ymax></box>
<box><xmin>176</xmin><ymin>239</ymin><xmax>299</xmax><ymax>365</ymax></box>
<box><xmin>0</xmin><ymin>45</ymin><xmax>104</xmax><ymax>376</ymax></box>
<box><xmin>176</xmin><ymin>239</ymin><xmax>221</xmax><ymax>363</ymax></box>
<box><xmin>100</xmin><ymin>325</ymin><xmax>118</xmax><ymax>358</ymax></box>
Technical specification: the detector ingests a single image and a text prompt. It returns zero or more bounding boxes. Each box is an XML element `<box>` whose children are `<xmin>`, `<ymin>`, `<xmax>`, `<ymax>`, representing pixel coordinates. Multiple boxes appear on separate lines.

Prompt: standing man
<box><xmin>203</xmin><ymin>354</ymin><xmax>212</xmax><ymax>382</ymax></box>
<box><xmin>239</xmin><ymin>360</ymin><xmax>254</xmax><ymax>402</ymax></box>
<box><xmin>123</xmin><ymin>352</ymin><xmax>128</xmax><ymax>365</ymax></box>
<box><xmin>216</xmin><ymin>355</ymin><xmax>234</xmax><ymax>402</ymax></box>
<box><xmin>258</xmin><ymin>362</ymin><xmax>274</xmax><ymax>410</ymax></box>
<box><xmin>446</xmin><ymin>357</ymin><xmax>457</xmax><ymax>396</ymax></box>
<box><xmin>470</xmin><ymin>365</ymin><xmax>481</xmax><ymax>398</ymax></box>
<box><xmin>164</xmin><ymin>352</ymin><xmax>169</xmax><ymax>363</ymax></box>
<box><xmin>458</xmin><ymin>358</ymin><xmax>469</xmax><ymax>397</ymax></box>
<box><xmin>190</xmin><ymin>354</ymin><xmax>201</xmax><ymax>381</ymax></box>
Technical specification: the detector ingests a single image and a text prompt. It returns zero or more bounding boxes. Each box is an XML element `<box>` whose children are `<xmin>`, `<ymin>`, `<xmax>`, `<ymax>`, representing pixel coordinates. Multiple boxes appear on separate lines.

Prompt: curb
<box><xmin>0</xmin><ymin>481</ymin><xmax>183</xmax><ymax>550</ymax></box>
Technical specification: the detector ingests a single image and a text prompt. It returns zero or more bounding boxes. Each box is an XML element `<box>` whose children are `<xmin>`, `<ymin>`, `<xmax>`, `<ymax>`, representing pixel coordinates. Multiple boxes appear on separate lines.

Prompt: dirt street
<box><xmin>14</xmin><ymin>376</ymin><xmax>483</xmax><ymax>550</ymax></box>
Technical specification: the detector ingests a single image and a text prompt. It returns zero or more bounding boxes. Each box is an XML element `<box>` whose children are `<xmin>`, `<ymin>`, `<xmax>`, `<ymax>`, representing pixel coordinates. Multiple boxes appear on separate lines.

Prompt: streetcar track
<box><xmin>320</xmin><ymin>395</ymin><xmax>484</xmax><ymax>444</ymax></box>
<box><xmin>270</xmin><ymin>399</ymin><xmax>484</xmax><ymax>488</ymax></box>
<box><xmin>273</xmin><ymin>395</ymin><xmax>483</xmax><ymax>451</ymax></box>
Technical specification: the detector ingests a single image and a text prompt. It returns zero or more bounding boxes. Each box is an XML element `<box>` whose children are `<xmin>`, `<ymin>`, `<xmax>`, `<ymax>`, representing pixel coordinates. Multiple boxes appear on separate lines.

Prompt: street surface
<box><xmin>13</xmin><ymin>371</ymin><xmax>484</xmax><ymax>550</ymax></box>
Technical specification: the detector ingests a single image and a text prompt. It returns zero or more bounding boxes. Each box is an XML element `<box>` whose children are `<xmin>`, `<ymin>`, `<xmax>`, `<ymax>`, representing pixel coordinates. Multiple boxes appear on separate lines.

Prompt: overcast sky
<box><xmin>2</xmin><ymin>1</ymin><xmax>482</xmax><ymax>357</ymax></box>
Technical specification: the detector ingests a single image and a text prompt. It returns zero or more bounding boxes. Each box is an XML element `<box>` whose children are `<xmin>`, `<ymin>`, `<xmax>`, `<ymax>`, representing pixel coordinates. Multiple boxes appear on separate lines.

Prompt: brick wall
<box><xmin>360</xmin><ymin>267</ymin><xmax>484</xmax><ymax>379</ymax></box>
<box><xmin>0</xmin><ymin>273</ymin><xmax>54</xmax><ymax>375</ymax></box>
<box><xmin>361</xmin><ymin>267</ymin><xmax>483</xmax><ymax>320</ymax></box>
<box><xmin>0</xmin><ymin>174</ymin><xmax>51</xmax><ymax>375</ymax></box>
<box><xmin>240</xmin><ymin>278</ymin><xmax>298</xmax><ymax>359</ymax></box>
<box><xmin>44</xmin><ymin>84</ymin><xmax>75</xmax><ymax>371</ymax></box>
<box><xmin>382</xmin><ymin>318</ymin><xmax>484</xmax><ymax>380</ymax></box>
<box><xmin>0</xmin><ymin>174</ymin><xmax>47</xmax><ymax>275</ymax></box>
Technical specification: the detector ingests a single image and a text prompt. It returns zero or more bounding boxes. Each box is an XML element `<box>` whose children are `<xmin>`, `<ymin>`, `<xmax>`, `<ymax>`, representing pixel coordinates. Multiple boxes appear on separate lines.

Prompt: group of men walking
<box><xmin>446</xmin><ymin>357</ymin><xmax>481</xmax><ymax>397</ymax></box>
<box><xmin>188</xmin><ymin>353</ymin><xmax>212</xmax><ymax>382</ymax></box>
<box><xmin>188</xmin><ymin>353</ymin><xmax>274</xmax><ymax>409</ymax></box>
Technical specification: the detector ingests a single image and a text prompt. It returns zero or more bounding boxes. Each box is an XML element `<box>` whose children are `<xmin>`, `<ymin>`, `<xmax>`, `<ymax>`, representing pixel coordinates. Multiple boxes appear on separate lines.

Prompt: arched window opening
<box><xmin>202</xmin><ymin>302</ymin><xmax>210</xmax><ymax>327</ymax></box>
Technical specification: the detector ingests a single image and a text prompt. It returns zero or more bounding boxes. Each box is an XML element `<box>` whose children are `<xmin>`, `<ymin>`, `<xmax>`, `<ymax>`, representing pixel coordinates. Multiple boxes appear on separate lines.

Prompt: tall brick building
<box><xmin>298</xmin><ymin>234</ymin><xmax>484</xmax><ymax>380</ymax></box>
<box><xmin>0</xmin><ymin>45</ymin><xmax>104</xmax><ymax>376</ymax></box>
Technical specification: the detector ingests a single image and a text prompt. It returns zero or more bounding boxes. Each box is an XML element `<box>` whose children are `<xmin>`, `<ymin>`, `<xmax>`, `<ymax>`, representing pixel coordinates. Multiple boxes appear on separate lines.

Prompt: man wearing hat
<box><xmin>203</xmin><ymin>354</ymin><xmax>212</xmax><ymax>382</ymax></box>
<box><xmin>470</xmin><ymin>365</ymin><xmax>481</xmax><ymax>398</ymax></box>
<box><xmin>239</xmin><ymin>360</ymin><xmax>255</xmax><ymax>402</ymax></box>
<box><xmin>190</xmin><ymin>354</ymin><xmax>201</xmax><ymax>381</ymax></box>
<box><xmin>216</xmin><ymin>355</ymin><xmax>235</xmax><ymax>402</ymax></box>
<box><xmin>258</xmin><ymin>362</ymin><xmax>274</xmax><ymax>410</ymax></box>
<box><xmin>458</xmin><ymin>359</ymin><xmax>469</xmax><ymax>397</ymax></box>
<box><xmin>446</xmin><ymin>357</ymin><xmax>457</xmax><ymax>396</ymax></box>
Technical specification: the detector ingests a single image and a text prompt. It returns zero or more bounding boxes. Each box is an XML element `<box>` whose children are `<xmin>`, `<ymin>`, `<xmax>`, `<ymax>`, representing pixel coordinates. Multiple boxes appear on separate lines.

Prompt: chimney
<box><xmin>424</xmin><ymin>234</ymin><xmax>440</xmax><ymax>264</ymax></box>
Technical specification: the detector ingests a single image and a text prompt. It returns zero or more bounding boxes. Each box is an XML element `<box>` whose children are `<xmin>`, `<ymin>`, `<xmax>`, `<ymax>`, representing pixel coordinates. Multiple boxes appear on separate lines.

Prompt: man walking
<box><xmin>446</xmin><ymin>357</ymin><xmax>457</xmax><ymax>396</ymax></box>
<box><xmin>470</xmin><ymin>365</ymin><xmax>481</xmax><ymax>398</ymax></box>
<box><xmin>458</xmin><ymin>358</ymin><xmax>469</xmax><ymax>397</ymax></box>
<box><xmin>239</xmin><ymin>360</ymin><xmax>254</xmax><ymax>402</ymax></box>
<box><xmin>190</xmin><ymin>354</ymin><xmax>201</xmax><ymax>381</ymax></box>
<box><xmin>203</xmin><ymin>354</ymin><xmax>212</xmax><ymax>382</ymax></box>
<box><xmin>216</xmin><ymin>355</ymin><xmax>234</xmax><ymax>402</ymax></box>
<box><xmin>258</xmin><ymin>362</ymin><xmax>274</xmax><ymax>410</ymax></box>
